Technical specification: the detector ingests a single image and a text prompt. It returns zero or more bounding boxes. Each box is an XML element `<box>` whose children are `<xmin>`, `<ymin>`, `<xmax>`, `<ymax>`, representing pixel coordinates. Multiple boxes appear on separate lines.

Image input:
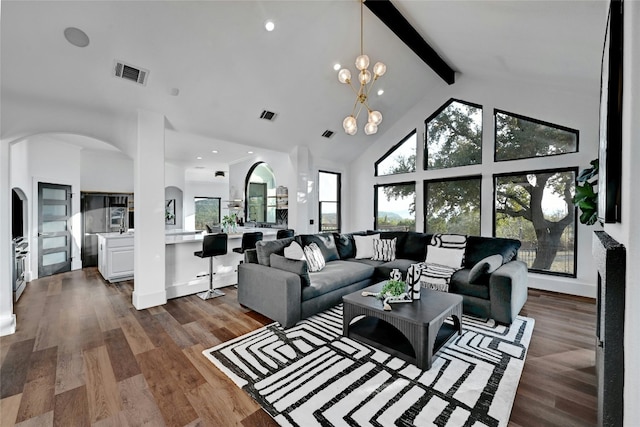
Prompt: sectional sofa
<box><xmin>237</xmin><ymin>231</ymin><xmax>528</xmax><ymax>328</ymax></box>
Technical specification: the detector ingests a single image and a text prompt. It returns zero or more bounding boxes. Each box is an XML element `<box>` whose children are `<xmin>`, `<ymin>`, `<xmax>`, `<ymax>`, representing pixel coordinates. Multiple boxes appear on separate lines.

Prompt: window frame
<box><xmin>194</xmin><ymin>196</ymin><xmax>221</xmax><ymax>230</ymax></box>
<box><xmin>318</xmin><ymin>170</ymin><xmax>342</xmax><ymax>233</ymax></box>
<box><xmin>374</xmin><ymin>129</ymin><xmax>417</xmax><ymax>177</ymax></box>
<box><xmin>493</xmin><ymin>108</ymin><xmax>580</xmax><ymax>162</ymax></box>
<box><xmin>423</xmin><ymin>175</ymin><xmax>482</xmax><ymax>235</ymax></box>
<box><xmin>373</xmin><ymin>181</ymin><xmax>416</xmax><ymax>231</ymax></box>
<box><xmin>492</xmin><ymin>166</ymin><xmax>578</xmax><ymax>278</ymax></box>
<box><xmin>424</xmin><ymin>98</ymin><xmax>483</xmax><ymax>170</ymax></box>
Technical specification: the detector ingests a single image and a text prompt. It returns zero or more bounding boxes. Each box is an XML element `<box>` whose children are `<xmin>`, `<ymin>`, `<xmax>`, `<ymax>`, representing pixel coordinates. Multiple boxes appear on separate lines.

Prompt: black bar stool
<box><xmin>194</xmin><ymin>233</ymin><xmax>228</xmax><ymax>300</ymax></box>
<box><xmin>276</xmin><ymin>229</ymin><xmax>295</xmax><ymax>239</ymax></box>
<box><xmin>232</xmin><ymin>231</ymin><xmax>263</xmax><ymax>254</ymax></box>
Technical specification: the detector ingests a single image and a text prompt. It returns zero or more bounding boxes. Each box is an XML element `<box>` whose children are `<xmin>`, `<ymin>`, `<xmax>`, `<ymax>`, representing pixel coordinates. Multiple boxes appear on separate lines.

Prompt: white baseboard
<box><xmin>165</xmin><ymin>272</ymin><xmax>236</xmax><ymax>300</ymax></box>
<box><xmin>0</xmin><ymin>314</ymin><xmax>17</xmax><ymax>336</ymax></box>
<box><xmin>527</xmin><ymin>273</ymin><xmax>597</xmax><ymax>298</ymax></box>
<box><xmin>132</xmin><ymin>289</ymin><xmax>167</xmax><ymax>310</ymax></box>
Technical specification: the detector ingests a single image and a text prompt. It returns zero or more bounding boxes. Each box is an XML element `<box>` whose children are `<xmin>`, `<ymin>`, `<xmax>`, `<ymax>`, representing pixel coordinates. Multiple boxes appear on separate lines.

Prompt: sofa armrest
<box><xmin>489</xmin><ymin>260</ymin><xmax>528</xmax><ymax>324</ymax></box>
<box><xmin>237</xmin><ymin>262</ymin><xmax>302</xmax><ymax>328</ymax></box>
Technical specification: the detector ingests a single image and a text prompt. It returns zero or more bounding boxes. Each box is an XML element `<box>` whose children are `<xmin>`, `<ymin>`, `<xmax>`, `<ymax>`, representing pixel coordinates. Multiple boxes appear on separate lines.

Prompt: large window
<box><xmin>374</xmin><ymin>182</ymin><xmax>416</xmax><ymax>231</ymax></box>
<box><xmin>425</xmin><ymin>99</ymin><xmax>482</xmax><ymax>170</ymax></box>
<box><xmin>194</xmin><ymin>197</ymin><xmax>221</xmax><ymax>230</ymax></box>
<box><xmin>424</xmin><ymin>176</ymin><xmax>481</xmax><ymax>235</ymax></box>
<box><xmin>494</xmin><ymin>110</ymin><xmax>578</xmax><ymax>161</ymax></box>
<box><xmin>319</xmin><ymin>171</ymin><xmax>341</xmax><ymax>232</ymax></box>
<box><xmin>375</xmin><ymin>130</ymin><xmax>416</xmax><ymax>176</ymax></box>
<box><xmin>494</xmin><ymin>168</ymin><xmax>577</xmax><ymax>276</ymax></box>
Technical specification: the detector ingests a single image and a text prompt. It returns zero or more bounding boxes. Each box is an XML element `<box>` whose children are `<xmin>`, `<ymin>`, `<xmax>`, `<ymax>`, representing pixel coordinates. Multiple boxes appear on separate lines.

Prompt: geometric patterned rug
<box><xmin>203</xmin><ymin>305</ymin><xmax>534</xmax><ymax>427</ymax></box>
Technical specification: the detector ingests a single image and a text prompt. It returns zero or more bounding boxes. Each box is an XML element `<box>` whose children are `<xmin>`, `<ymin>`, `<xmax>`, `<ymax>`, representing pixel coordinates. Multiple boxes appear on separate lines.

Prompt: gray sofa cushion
<box><xmin>255</xmin><ymin>237</ymin><xmax>296</xmax><ymax>266</ymax></box>
<box><xmin>344</xmin><ymin>258</ymin><xmax>385</xmax><ymax>268</ymax></box>
<box><xmin>468</xmin><ymin>254</ymin><xmax>504</xmax><ymax>283</ymax></box>
<box><xmin>270</xmin><ymin>254</ymin><xmax>310</xmax><ymax>286</ymax></box>
<box><xmin>302</xmin><ymin>260</ymin><xmax>375</xmax><ymax>301</ymax></box>
<box><xmin>465</xmin><ymin>236</ymin><xmax>521</xmax><ymax>267</ymax></box>
<box><xmin>449</xmin><ymin>268</ymin><xmax>490</xmax><ymax>299</ymax></box>
<box><xmin>402</xmin><ymin>232</ymin><xmax>432</xmax><ymax>261</ymax></box>
<box><xmin>334</xmin><ymin>231</ymin><xmax>368</xmax><ymax>259</ymax></box>
<box><xmin>297</xmin><ymin>233</ymin><xmax>340</xmax><ymax>262</ymax></box>
<box><xmin>375</xmin><ymin>258</ymin><xmax>417</xmax><ymax>280</ymax></box>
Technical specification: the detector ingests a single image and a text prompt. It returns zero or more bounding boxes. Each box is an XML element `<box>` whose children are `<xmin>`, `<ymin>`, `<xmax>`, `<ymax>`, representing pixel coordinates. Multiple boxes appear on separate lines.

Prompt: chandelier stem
<box><xmin>360</xmin><ymin>0</ymin><xmax>364</xmax><ymax>56</ymax></box>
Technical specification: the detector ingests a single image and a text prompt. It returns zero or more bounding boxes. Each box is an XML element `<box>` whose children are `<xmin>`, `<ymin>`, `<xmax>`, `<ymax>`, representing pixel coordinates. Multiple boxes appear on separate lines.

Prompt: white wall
<box><xmin>26</xmin><ymin>135</ymin><xmax>83</xmax><ymax>278</ymax></box>
<box><xmin>0</xmin><ymin>141</ymin><xmax>16</xmax><ymax>336</ymax></box>
<box><xmin>605</xmin><ymin>2</ymin><xmax>639</xmax><ymax>423</ymax></box>
<box><xmin>348</xmin><ymin>73</ymin><xmax>600</xmax><ymax>297</ymax></box>
<box><xmin>81</xmin><ymin>149</ymin><xmax>133</xmax><ymax>193</ymax></box>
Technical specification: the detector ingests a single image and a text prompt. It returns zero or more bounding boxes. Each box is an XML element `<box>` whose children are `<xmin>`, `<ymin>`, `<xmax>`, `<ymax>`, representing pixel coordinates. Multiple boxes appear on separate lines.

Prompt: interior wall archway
<box><xmin>244</xmin><ymin>162</ymin><xmax>276</xmax><ymax>224</ymax></box>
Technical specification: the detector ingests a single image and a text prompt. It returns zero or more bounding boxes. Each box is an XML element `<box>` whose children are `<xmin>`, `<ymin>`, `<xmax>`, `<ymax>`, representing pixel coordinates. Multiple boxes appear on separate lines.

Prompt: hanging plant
<box><xmin>572</xmin><ymin>159</ymin><xmax>599</xmax><ymax>225</ymax></box>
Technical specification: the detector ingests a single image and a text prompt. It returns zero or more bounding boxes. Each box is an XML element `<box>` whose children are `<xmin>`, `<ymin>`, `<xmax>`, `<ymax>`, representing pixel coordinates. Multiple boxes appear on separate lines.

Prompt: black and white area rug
<box><xmin>203</xmin><ymin>305</ymin><xmax>534</xmax><ymax>427</ymax></box>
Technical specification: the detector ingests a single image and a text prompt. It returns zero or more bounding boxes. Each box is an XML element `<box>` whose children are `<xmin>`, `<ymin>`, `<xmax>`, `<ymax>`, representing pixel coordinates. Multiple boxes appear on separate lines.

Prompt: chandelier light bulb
<box><xmin>359</xmin><ymin>69</ymin><xmax>372</xmax><ymax>85</ymax></box>
<box><xmin>343</xmin><ymin>115</ymin><xmax>357</xmax><ymax>132</ymax></box>
<box><xmin>347</xmin><ymin>126</ymin><xmax>358</xmax><ymax>135</ymax></box>
<box><xmin>373</xmin><ymin>62</ymin><xmax>387</xmax><ymax>77</ymax></box>
<box><xmin>368</xmin><ymin>110</ymin><xmax>382</xmax><ymax>125</ymax></box>
<box><xmin>364</xmin><ymin>122</ymin><xmax>378</xmax><ymax>135</ymax></box>
<box><xmin>355</xmin><ymin>54</ymin><xmax>370</xmax><ymax>71</ymax></box>
<box><xmin>338</xmin><ymin>69</ymin><xmax>351</xmax><ymax>84</ymax></box>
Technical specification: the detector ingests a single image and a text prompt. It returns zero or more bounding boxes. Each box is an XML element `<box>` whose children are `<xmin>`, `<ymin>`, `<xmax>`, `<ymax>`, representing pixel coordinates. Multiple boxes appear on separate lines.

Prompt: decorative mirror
<box><xmin>245</xmin><ymin>162</ymin><xmax>276</xmax><ymax>224</ymax></box>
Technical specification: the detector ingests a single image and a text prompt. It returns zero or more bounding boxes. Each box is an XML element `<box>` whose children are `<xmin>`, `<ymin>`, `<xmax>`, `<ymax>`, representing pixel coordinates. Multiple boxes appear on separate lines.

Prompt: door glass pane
<box><xmin>43</xmin><ymin>236</ymin><xmax>67</xmax><ymax>250</ymax></box>
<box><xmin>42</xmin><ymin>188</ymin><xmax>66</xmax><ymax>200</ymax></box>
<box><xmin>42</xmin><ymin>220</ymin><xmax>67</xmax><ymax>233</ymax></box>
<box><xmin>43</xmin><ymin>251</ymin><xmax>66</xmax><ymax>266</ymax></box>
<box><xmin>43</xmin><ymin>205</ymin><xmax>67</xmax><ymax>217</ymax></box>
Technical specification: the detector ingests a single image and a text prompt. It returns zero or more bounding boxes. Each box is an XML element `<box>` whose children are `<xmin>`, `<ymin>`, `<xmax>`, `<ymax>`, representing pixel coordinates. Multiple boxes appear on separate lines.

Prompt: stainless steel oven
<box><xmin>12</xmin><ymin>237</ymin><xmax>28</xmax><ymax>301</ymax></box>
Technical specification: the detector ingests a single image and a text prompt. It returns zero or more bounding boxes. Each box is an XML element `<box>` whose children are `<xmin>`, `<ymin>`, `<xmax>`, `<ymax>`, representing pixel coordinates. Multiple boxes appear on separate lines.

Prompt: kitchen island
<box><xmin>97</xmin><ymin>228</ymin><xmax>278</xmax><ymax>298</ymax></box>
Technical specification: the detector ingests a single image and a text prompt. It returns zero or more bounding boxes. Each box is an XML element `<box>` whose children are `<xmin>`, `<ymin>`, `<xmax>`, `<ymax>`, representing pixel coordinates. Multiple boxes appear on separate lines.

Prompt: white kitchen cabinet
<box><xmin>97</xmin><ymin>233</ymin><xmax>134</xmax><ymax>282</ymax></box>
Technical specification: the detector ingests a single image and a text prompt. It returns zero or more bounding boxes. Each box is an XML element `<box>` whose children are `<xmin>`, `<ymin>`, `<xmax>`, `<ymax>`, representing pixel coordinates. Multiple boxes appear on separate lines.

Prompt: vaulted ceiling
<box><xmin>1</xmin><ymin>0</ymin><xmax>608</xmax><ymax>172</ymax></box>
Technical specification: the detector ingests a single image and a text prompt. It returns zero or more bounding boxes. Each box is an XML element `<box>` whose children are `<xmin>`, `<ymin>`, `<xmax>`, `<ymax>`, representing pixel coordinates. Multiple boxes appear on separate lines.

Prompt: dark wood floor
<box><xmin>0</xmin><ymin>268</ymin><xmax>597</xmax><ymax>426</ymax></box>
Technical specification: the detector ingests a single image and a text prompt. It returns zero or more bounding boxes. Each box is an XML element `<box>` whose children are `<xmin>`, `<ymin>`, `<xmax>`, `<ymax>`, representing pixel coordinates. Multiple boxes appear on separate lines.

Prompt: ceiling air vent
<box><xmin>114</xmin><ymin>60</ymin><xmax>149</xmax><ymax>86</ymax></box>
<box><xmin>259</xmin><ymin>110</ymin><xmax>277</xmax><ymax>121</ymax></box>
<box><xmin>321</xmin><ymin>130</ymin><xmax>335</xmax><ymax>139</ymax></box>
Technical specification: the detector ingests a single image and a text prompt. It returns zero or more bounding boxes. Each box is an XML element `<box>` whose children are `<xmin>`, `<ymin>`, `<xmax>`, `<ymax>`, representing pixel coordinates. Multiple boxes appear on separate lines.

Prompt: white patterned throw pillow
<box><xmin>425</xmin><ymin>233</ymin><xmax>467</xmax><ymax>269</ymax></box>
<box><xmin>303</xmin><ymin>243</ymin><xmax>325</xmax><ymax>272</ymax></box>
<box><xmin>372</xmin><ymin>238</ymin><xmax>397</xmax><ymax>261</ymax></box>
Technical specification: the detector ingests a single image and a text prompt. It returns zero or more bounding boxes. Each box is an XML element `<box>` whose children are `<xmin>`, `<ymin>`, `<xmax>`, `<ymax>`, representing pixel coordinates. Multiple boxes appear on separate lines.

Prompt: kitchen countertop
<box><xmin>98</xmin><ymin>228</ymin><xmax>281</xmax><ymax>245</ymax></box>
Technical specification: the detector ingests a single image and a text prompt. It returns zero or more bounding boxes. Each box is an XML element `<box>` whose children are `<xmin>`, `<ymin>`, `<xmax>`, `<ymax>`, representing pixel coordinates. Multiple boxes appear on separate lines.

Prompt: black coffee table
<box><xmin>342</xmin><ymin>281</ymin><xmax>463</xmax><ymax>370</ymax></box>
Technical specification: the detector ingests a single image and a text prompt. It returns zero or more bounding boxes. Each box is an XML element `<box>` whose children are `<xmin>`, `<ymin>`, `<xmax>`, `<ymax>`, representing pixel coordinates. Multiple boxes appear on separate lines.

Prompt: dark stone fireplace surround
<box><xmin>592</xmin><ymin>230</ymin><xmax>625</xmax><ymax>426</ymax></box>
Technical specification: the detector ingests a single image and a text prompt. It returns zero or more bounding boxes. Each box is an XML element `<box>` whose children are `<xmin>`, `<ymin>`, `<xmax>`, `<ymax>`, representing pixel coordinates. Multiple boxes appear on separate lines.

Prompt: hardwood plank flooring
<box><xmin>0</xmin><ymin>269</ymin><xmax>597</xmax><ymax>426</ymax></box>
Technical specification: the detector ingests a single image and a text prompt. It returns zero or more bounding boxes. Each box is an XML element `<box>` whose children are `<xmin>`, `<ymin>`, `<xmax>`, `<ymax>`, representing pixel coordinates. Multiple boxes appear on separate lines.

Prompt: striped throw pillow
<box><xmin>303</xmin><ymin>243</ymin><xmax>325</xmax><ymax>272</ymax></box>
<box><xmin>372</xmin><ymin>238</ymin><xmax>397</xmax><ymax>261</ymax></box>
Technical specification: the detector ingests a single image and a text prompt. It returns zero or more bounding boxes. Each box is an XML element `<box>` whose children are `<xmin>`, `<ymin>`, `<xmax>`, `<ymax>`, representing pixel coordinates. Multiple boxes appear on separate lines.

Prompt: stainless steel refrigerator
<box><xmin>81</xmin><ymin>193</ymin><xmax>131</xmax><ymax>267</ymax></box>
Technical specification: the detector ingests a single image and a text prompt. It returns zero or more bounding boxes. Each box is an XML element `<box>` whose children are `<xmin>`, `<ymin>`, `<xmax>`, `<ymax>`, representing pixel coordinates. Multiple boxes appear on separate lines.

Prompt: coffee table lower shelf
<box><xmin>347</xmin><ymin>316</ymin><xmax>459</xmax><ymax>367</ymax></box>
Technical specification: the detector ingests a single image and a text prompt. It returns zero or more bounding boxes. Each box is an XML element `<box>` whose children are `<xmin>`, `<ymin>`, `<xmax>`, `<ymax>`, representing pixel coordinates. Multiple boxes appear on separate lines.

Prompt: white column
<box><xmin>0</xmin><ymin>141</ymin><xmax>16</xmax><ymax>336</ymax></box>
<box><xmin>291</xmin><ymin>146</ymin><xmax>313</xmax><ymax>234</ymax></box>
<box><xmin>132</xmin><ymin>110</ymin><xmax>167</xmax><ymax>309</ymax></box>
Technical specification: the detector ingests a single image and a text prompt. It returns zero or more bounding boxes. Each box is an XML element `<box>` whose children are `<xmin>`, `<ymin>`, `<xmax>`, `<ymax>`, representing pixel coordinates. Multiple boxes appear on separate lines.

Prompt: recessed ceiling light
<box><xmin>333</xmin><ymin>63</ymin><xmax>341</xmax><ymax>71</ymax></box>
<box><xmin>170</xmin><ymin>88</ymin><xmax>180</xmax><ymax>96</ymax></box>
<box><xmin>212</xmin><ymin>150</ymin><xmax>218</xmax><ymax>154</ymax></box>
<box><xmin>265</xmin><ymin>20</ymin><xmax>275</xmax><ymax>32</ymax></box>
<box><xmin>377</xmin><ymin>89</ymin><xmax>384</xmax><ymax>96</ymax></box>
<box><xmin>64</xmin><ymin>27</ymin><xmax>90</xmax><ymax>48</ymax></box>
<box><xmin>247</xmin><ymin>151</ymin><xmax>254</xmax><ymax>154</ymax></box>
<box><xmin>196</xmin><ymin>156</ymin><xmax>202</xmax><ymax>160</ymax></box>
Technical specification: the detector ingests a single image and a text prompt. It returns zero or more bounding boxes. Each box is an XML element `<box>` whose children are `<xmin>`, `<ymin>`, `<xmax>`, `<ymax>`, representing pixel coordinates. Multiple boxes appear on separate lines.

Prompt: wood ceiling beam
<box><xmin>365</xmin><ymin>0</ymin><xmax>456</xmax><ymax>85</ymax></box>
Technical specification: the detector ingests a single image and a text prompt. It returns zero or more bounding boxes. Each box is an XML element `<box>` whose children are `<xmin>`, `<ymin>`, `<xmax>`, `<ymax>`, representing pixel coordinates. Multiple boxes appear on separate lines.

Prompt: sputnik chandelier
<box><xmin>337</xmin><ymin>0</ymin><xmax>386</xmax><ymax>135</ymax></box>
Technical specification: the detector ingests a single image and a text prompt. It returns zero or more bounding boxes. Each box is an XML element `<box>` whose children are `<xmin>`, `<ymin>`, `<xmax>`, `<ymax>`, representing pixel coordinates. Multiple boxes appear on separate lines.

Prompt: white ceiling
<box><xmin>1</xmin><ymin>0</ymin><xmax>608</xmax><ymax>173</ymax></box>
